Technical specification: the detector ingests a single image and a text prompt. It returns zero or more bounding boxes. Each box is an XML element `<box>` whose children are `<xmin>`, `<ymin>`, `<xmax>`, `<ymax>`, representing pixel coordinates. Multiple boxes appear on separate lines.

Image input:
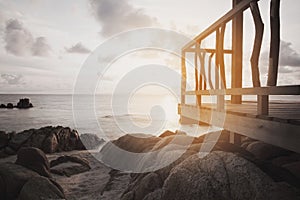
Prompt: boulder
<box><xmin>18</xmin><ymin>176</ymin><xmax>65</xmax><ymax>200</ymax></box>
<box><xmin>158</xmin><ymin>151</ymin><xmax>299</xmax><ymax>200</ymax></box>
<box><xmin>6</xmin><ymin>103</ymin><xmax>13</xmax><ymax>109</ymax></box>
<box><xmin>42</xmin><ymin>132</ymin><xmax>58</xmax><ymax>153</ymax></box>
<box><xmin>0</xmin><ymin>163</ymin><xmax>40</xmax><ymax>200</ymax></box>
<box><xmin>8</xmin><ymin>129</ymin><xmax>34</xmax><ymax>151</ymax></box>
<box><xmin>15</xmin><ymin>147</ymin><xmax>51</xmax><ymax>178</ymax></box>
<box><xmin>16</xmin><ymin>98</ymin><xmax>33</xmax><ymax>109</ymax></box>
<box><xmin>50</xmin><ymin>155</ymin><xmax>91</xmax><ymax>177</ymax></box>
<box><xmin>56</xmin><ymin>127</ymin><xmax>79</xmax><ymax>151</ymax></box>
<box><xmin>77</xmin><ymin>133</ymin><xmax>105</xmax><ymax>150</ymax></box>
<box><xmin>0</xmin><ymin>104</ymin><xmax>6</xmax><ymax>108</ymax></box>
<box><xmin>246</xmin><ymin>141</ymin><xmax>291</xmax><ymax>160</ymax></box>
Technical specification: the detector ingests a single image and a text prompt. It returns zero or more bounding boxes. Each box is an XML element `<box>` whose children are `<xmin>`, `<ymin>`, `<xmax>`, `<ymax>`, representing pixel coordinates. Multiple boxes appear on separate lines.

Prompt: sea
<box><xmin>0</xmin><ymin>94</ymin><xmax>217</xmax><ymax>140</ymax></box>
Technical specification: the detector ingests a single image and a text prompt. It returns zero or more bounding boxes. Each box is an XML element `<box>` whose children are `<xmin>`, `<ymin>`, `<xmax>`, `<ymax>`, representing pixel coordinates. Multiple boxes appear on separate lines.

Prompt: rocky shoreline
<box><xmin>0</xmin><ymin>126</ymin><xmax>300</xmax><ymax>199</ymax></box>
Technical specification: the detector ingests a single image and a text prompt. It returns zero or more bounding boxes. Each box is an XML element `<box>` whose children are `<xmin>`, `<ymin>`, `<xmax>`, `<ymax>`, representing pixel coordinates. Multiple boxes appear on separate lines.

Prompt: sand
<box><xmin>0</xmin><ymin>150</ymin><xmax>131</xmax><ymax>200</ymax></box>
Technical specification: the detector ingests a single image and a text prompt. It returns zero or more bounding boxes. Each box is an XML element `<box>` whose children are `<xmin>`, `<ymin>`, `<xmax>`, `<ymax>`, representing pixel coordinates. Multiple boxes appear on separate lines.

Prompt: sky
<box><xmin>0</xmin><ymin>0</ymin><xmax>299</xmax><ymax>94</ymax></box>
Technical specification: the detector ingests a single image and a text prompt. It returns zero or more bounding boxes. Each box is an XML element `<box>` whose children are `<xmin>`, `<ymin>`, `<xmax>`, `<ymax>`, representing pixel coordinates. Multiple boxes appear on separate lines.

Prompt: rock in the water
<box><xmin>7</xmin><ymin>103</ymin><xmax>13</xmax><ymax>109</ymax></box>
<box><xmin>0</xmin><ymin>163</ymin><xmax>40</xmax><ymax>200</ymax></box>
<box><xmin>15</xmin><ymin>147</ymin><xmax>51</xmax><ymax>178</ymax></box>
<box><xmin>77</xmin><ymin>133</ymin><xmax>105</xmax><ymax>150</ymax></box>
<box><xmin>16</xmin><ymin>98</ymin><xmax>33</xmax><ymax>109</ymax></box>
<box><xmin>50</xmin><ymin>155</ymin><xmax>91</xmax><ymax>177</ymax></box>
<box><xmin>246</xmin><ymin>141</ymin><xmax>291</xmax><ymax>160</ymax></box>
<box><xmin>18</xmin><ymin>176</ymin><xmax>65</xmax><ymax>200</ymax></box>
<box><xmin>0</xmin><ymin>104</ymin><xmax>6</xmax><ymax>108</ymax></box>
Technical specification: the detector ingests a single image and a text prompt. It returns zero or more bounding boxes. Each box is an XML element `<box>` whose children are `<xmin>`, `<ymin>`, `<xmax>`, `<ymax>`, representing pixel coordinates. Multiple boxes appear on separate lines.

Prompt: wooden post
<box><xmin>216</xmin><ymin>28</ymin><xmax>225</xmax><ymax>112</ymax></box>
<box><xmin>181</xmin><ymin>51</ymin><xmax>187</xmax><ymax>105</ymax></box>
<box><xmin>267</xmin><ymin>0</ymin><xmax>281</xmax><ymax>86</ymax></box>
<box><xmin>258</xmin><ymin>95</ymin><xmax>269</xmax><ymax>115</ymax></box>
<box><xmin>250</xmin><ymin>2</ymin><xmax>263</xmax><ymax>87</ymax></box>
<box><xmin>195</xmin><ymin>42</ymin><xmax>202</xmax><ymax>106</ymax></box>
<box><xmin>230</xmin><ymin>132</ymin><xmax>242</xmax><ymax>146</ymax></box>
<box><xmin>231</xmin><ymin>0</ymin><xmax>243</xmax><ymax>104</ymax></box>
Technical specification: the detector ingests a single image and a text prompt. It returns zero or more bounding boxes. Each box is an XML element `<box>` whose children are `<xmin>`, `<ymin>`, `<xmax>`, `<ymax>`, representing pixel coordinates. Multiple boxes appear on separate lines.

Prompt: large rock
<box><xmin>56</xmin><ymin>127</ymin><xmax>79</xmax><ymax>151</ymax></box>
<box><xmin>42</xmin><ymin>132</ymin><xmax>59</xmax><ymax>153</ymax></box>
<box><xmin>8</xmin><ymin>129</ymin><xmax>34</xmax><ymax>151</ymax></box>
<box><xmin>0</xmin><ymin>163</ymin><xmax>40</xmax><ymax>200</ymax></box>
<box><xmin>156</xmin><ymin>151</ymin><xmax>299</xmax><ymax>200</ymax></box>
<box><xmin>15</xmin><ymin>147</ymin><xmax>51</xmax><ymax>178</ymax></box>
<box><xmin>18</xmin><ymin>176</ymin><xmax>65</xmax><ymax>200</ymax></box>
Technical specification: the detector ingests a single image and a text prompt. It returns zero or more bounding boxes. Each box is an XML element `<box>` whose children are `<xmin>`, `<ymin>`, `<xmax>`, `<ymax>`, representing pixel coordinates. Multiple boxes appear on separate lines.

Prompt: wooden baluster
<box><xmin>208</xmin><ymin>53</ymin><xmax>215</xmax><ymax>89</ymax></box>
<box><xmin>267</xmin><ymin>0</ymin><xmax>281</xmax><ymax>86</ymax></box>
<box><xmin>250</xmin><ymin>1</ymin><xmax>263</xmax><ymax>87</ymax></box>
<box><xmin>219</xmin><ymin>24</ymin><xmax>227</xmax><ymax>89</ymax></box>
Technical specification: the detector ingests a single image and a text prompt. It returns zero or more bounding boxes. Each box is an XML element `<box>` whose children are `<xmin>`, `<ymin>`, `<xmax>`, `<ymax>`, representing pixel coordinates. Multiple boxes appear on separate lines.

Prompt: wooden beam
<box><xmin>180</xmin><ymin>104</ymin><xmax>300</xmax><ymax>153</ymax></box>
<box><xmin>185</xmin><ymin>48</ymin><xmax>233</xmax><ymax>54</ymax></box>
<box><xmin>250</xmin><ymin>1</ymin><xmax>264</xmax><ymax>87</ymax></box>
<box><xmin>267</xmin><ymin>0</ymin><xmax>281</xmax><ymax>86</ymax></box>
<box><xmin>231</xmin><ymin>0</ymin><xmax>244</xmax><ymax>104</ymax></box>
<box><xmin>184</xmin><ymin>85</ymin><xmax>300</xmax><ymax>96</ymax></box>
<box><xmin>182</xmin><ymin>0</ymin><xmax>260</xmax><ymax>50</ymax></box>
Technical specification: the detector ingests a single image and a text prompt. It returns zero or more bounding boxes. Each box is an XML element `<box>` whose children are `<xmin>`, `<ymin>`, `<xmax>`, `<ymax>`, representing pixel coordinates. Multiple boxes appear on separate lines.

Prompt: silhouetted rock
<box><xmin>50</xmin><ymin>155</ymin><xmax>91</xmax><ymax>177</ymax></box>
<box><xmin>15</xmin><ymin>147</ymin><xmax>51</xmax><ymax>178</ymax></box>
<box><xmin>0</xmin><ymin>104</ymin><xmax>6</xmax><ymax>108</ymax></box>
<box><xmin>0</xmin><ymin>126</ymin><xmax>88</xmax><ymax>157</ymax></box>
<box><xmin>77</xmin><ymin>133</ymin><xmax>105</xmax><ymax>150</ymax></box>
<box><xmin>6</xmin><ymin>103</ymin><xmax>13</xmax><ymax>109</ymax></box>
<box><xmin>18</xmin><ymin>176</ymin><xmax>65</xmax><ymax>200</ymax></box>
<box><xmin>16</xmin><ymin>98</ymin><xmax>33</xmax><ymax>109</ymax></box>
<box><xmin>0</xmin><ymin>163</ymin><xmax>40</xmax><ymax>200</ymax></box>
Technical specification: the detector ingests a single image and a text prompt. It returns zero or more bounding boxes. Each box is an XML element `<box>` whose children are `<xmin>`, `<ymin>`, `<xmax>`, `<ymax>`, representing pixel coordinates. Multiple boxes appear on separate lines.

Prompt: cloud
<box><xmin>279</xmin><ymin>41</ymin><xmax>300</xmax><ymax>67</ymax></box>
<box><xmin>4</xmin><ymin>19</ymin><xmax>51</xmax><ymax>56</ymax></box>
<box><xmin>0</xmin><ymin>74</ymin><xmax>23</xmax><ymax>85</ymax></box>
<box><xmin>89</xmin><ymin>0</ymin><xmax>157</xmax><ymax>37</ymax></box>
<box><xmin>65</xmin><ymin>42</ymin><xmax>91</xmax><ymax>54</ymax></box>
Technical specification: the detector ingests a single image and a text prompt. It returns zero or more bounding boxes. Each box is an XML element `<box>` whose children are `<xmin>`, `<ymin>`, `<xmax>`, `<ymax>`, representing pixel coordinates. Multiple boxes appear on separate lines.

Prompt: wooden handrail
<box><xmin>183</xmin><ymin>0</ymin><xmax>259</xmax><ymax>50</ymax></box>
<box><xmin>184</xmin><ymin>85</ymin><xmax>300</xmax><ymax>96</ymax></box>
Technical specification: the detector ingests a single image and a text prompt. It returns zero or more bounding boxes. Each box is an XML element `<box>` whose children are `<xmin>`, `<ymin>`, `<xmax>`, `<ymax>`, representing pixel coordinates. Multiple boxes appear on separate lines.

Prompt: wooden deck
<box><xmin>179</xmin><ymin>0</ymin><xmax>299</xmax><ymax>153</ymax></box>
<box><xmin>179</xmin><ymin>101</ymin><xmax>300</xmax><ymax>153</ymax></box>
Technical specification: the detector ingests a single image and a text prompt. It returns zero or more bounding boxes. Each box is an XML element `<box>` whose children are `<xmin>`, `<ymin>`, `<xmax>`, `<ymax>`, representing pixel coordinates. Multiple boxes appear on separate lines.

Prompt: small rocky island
<box><xmin>0</xmin><ymin>98</ymin><xmax>33</xmax><ymax>109</ymax></box>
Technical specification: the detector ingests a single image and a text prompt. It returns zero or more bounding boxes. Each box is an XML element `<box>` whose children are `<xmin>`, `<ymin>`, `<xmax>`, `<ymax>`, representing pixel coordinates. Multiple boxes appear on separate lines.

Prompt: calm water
<box><xmin>0</xmin><ymin>94</ymin><xmax>216</xmax><ymax>140</ymax></box>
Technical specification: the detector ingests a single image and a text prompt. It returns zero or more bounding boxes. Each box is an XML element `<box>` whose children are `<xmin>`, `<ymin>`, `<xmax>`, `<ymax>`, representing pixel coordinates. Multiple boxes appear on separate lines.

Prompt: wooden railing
<box><xmin>181</xmin><ymin>0</ymin><xmax>299</xmax><ymax>115</ymax></box>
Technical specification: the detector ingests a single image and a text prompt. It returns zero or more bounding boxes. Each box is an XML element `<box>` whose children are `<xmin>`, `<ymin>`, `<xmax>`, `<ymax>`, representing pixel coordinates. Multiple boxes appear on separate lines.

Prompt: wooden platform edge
<box><xmin>179</xmin><ymin>104</ymin><xmax>300</xmax><ymax>153</ymax></box>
